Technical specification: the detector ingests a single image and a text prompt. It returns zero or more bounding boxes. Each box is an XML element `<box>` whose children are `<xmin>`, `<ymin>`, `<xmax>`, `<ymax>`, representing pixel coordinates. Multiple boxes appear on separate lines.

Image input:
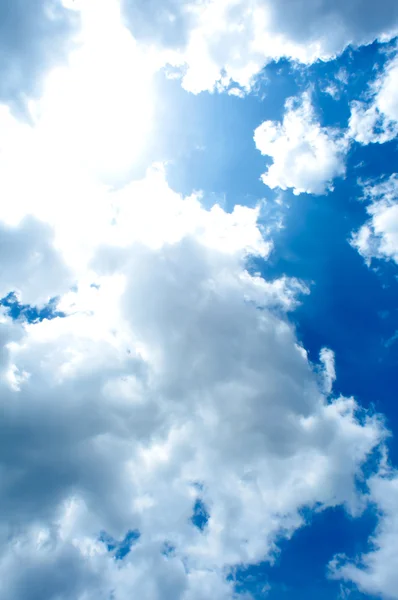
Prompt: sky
<box><xmin>0</xmin><ymin>1</ymin><xmax>398</xmax><ymax>599</ymax></box>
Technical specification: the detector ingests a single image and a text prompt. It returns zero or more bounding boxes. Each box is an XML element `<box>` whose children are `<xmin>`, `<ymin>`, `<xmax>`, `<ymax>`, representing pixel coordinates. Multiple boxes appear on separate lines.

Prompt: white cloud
<box><xmin>319</xmin><ymin>348</ymin><xmax>336</xmax><ymax>395</ymax></box>
<box><xmin>351</xmin><ymin>175</ymin><xmax>398</xmax><ymax>264</ymax></box>
<box><xmin>254</xmin><ymin>93</ymin><xmax>348</xmax><ymax>195</ymax></box>
<box><xmin>0</xmin><ymin>0</ymin><xmax>79</xmax><ymax>110</ymax></box>
<box><xmin>330</xmin><ymin>469</ymin><xmax>398</xmax><ymax>599</ymax></box>
<box><xmin>324</xmin><ymin>83</ymin><xmax>340</xmax><ymax>100</ymax></box>
<box><xmin>0</xmin><ymin>0</ymin><xmax>160</xmax><ymax>304</ymax></box>
<box><xmin>33</xmin><ymin>0</ymin><xmax>156</xmax><ymax>185</ymax></box>
<box><xmin>336</xmin><ymin>68</ymin><xmax>349</xmax><ymax>86</ymax></box>
<box><xmin>0</xmin><ymin>217</ymin><xmax>73</xmax><ymax>306</ymax></box>
<box><xmin>323</xmin><ymin>68</ymin><xmax>350</xmax><ymax>100</ymax></box>
<box><xmin>2</xmin><ymin>0</ymin><xmax>397</xmax><ymax>105</ymax></box>
<box><xmin>0</xmin><ymin>155</ymin><xmax>388</xmax><ymax>598</ymax></box>
<box><xmin>0</xmin><ymin>5</ymin><xmax>394</xmax><ymax>599</ymax></box>
<box><xmin>349</xmin><ymin>51</ymin><xmax>398</xmax><ymax>144</ymax></box>
<box><xmin>121</xmin><ymin>0</ymin><xmax>398</xmax><ymax>93</ymax></box>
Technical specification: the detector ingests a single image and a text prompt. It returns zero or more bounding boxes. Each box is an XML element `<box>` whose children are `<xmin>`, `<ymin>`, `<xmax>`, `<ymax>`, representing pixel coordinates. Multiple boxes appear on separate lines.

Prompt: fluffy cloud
<box><xmin>319</xmin><ymin>348</ymin><xmax>336</xmax><ymax>395</ymax></box>
<box><xmin>0</xmin><ymin>154</ymin><xmax>388</xmax><ymax>598</ymax></box>
<box><xmin>0</xmin><ymin>218</ymin><xmax>73</xmax><ymax>306</ymax></box>
<box><xmin>121</xmin><ymin>0</ymin><xmax>398</xmax><ymax>93</ymax></box>
<box><xmin>330</xmin><ymin>468</ymin><xmax>398</xmax><ymax>599</ymax></box>
<box><xmin>0</xmin><ymin>5</ymin><xmax>394</xmax><ymax>599</ymax></box>
<box><xmin>0</xmin><ymin>0</ymin><xmax>79</xmax><ymax>110</ymax></box>
<box><xmin>254</xmin><ymin>93</ymin><xmax>348</xmax><ymax>195</ymax></box>
<box><xmin>323</xmin><ymin>68</ymin><xmax>350</xmax><ymax>100</ymax></box>
<box><xmin>349</xmin><ymin>51</ymin><xmax>398</xmax><ymax>144</ymax></box>
<box><xmin>0</xmin><ymin>0</ymin><xmax>159</xmax><ymax>304</ymax></box>
<box><xmin>351</xmin><ymin>175</ymin><xmax>398</xmax><ymax>264</ymax></box>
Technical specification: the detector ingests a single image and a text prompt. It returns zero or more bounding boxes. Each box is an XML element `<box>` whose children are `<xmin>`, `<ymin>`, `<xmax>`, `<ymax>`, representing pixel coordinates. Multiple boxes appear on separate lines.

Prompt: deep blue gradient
<box><xmin>257</xmin><ymin>143</ymin><xmax>398</xmax><ymax>460</ymax></box>
<box><xmin>231</xmin><ymin>506</ymin><xmax>379</xmax><ymax>600</ymax></box>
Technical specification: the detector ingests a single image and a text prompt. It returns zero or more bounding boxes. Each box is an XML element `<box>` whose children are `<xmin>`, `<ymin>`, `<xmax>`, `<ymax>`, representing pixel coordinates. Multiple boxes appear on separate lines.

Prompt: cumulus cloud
<box><xmin>349</xmin><ymin>51</ymin><xmax>398</xmax><ymax>144</ymax></box>
<box><xmin>323</xmin><ymin>68</ymin><xmax>350</xmax><ymax>100</ymax></box>
<box><xmin>0</xmin><ymin>1</ymin><xmax>159</xmax><ymax>304</ymax></box>
<box><xmin>330</xmin><ymin>469</ymin><xmax>398</xmax><ymax>599</ymax></box>
<box><xmin>0</xmin><ymin>0</ymin><xmax>79</xmax><ymax>111</ymax></box>
<box><xmin>0</xmin><ymin>153</ymin><xmax>388</xmax><ymax>598</ymax></box>
<box><xmin>0</xmin><ymin>5</ymin><xmax>394</xmax><ymax>599</ymax></box>
<box><xmin>0</xmin><ymin>218</ymin><xmax>73</xmax><ymax>306</ymax></box>
<box><xmin>254</xmin><ymin>93</ymin><xmax>348</xmax><ymax>195</ymax></box>
<box><xmin>351</xmin><ymin>175</ymin><xmax>398</xmax><ymax>264</ymax></box>
<box><xmin>319</xmin><ymin>348</ymin><xmax>336</xmax><ymax>395</ymax></box>
<box><xmin>121</xmin><ymin>0</ymin><xmax>398</xmax><ymax>93</ymax></box>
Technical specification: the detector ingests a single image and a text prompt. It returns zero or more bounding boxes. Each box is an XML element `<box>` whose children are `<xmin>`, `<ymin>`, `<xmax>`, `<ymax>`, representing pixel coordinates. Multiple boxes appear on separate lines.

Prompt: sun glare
<box><xmin>35</xmin><ymin>0</ymin><xmax>155</xmax><ymax>183</ymax></box>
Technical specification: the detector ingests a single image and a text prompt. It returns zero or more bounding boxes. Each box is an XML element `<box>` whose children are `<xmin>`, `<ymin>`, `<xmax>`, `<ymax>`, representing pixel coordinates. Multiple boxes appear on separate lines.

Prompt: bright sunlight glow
<box><xmin>34</xmin><ymin>0</ymin><xmax>155</xmax><ymax>183</ymax></box>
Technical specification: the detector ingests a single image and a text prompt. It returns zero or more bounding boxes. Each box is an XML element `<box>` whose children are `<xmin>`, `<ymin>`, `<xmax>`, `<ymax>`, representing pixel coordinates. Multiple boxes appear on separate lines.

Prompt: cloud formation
<box><xmin>0</xmin><ymin>153</ymin><xmax>388</xmax><ymax>598</ymax></box>
<box><xmin>349</xmin><ymin>50</ymin><xmax>398</xmax><ymax>144</ymax></box>
<box><xmin>0</xmin><ymin>217</ymin><xmax>72</xmax><ymax>306</ymax></box>
<box><xmin>0</xmin><ymin>4</ymin><xmax>397</xmax><ymax>599</ymax></box>
<box><xmin>122</xmin><ymin>0</ymin><xmax>398</xmax><ymax>92</ymax></box>
<box><xmin>352</xmin><ymin>175</ymin><xmax>398</xmax><ymax>265</ymax></box>
<box><xmin>331</xmin><ymin>469</ymin><xmax>398</xmax><ymax>599</ymax></box>
<box><xmin>254</xmin><ymin>93</ymin><xmax>348</xmax><ymax>195</ymax></box>
<box><xmin>0</xmin><ymin>0</ymin><xmax>79</xmax><ymax>111</ymax></box>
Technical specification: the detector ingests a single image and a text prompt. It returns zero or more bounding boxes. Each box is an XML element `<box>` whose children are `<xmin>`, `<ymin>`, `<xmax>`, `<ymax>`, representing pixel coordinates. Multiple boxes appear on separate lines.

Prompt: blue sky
<box><xmin>1</xmin><ymin>1</ymin><xmax>398</xmax><ymax>599</ymax></box>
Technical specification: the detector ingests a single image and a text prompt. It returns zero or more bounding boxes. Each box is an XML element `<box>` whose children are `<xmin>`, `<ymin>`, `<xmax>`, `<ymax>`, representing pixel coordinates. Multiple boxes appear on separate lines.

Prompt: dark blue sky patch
<box><xmin>229</xmin><ymin>506</ymin><xmax>379</xmax><ymax>600</ymax></box>
<box><xmin>191</xmin><ymin>499</ymin><xmax>210</xmax><ymax>531</ymax></box>
<box><xmin>99</xmin><ymin>530</ymin><xmax>141</xmax><ymax>560</ymax></box>
<box><xmin>299</xmin><ymin>40</ymin><xmax>395</xmax><ymax>130</ymax></box>
<box><xmin>350</xmin><ymin>138</ymin><xmax>398</xmax><ymax>182</ymax></box>
<box><xmin>355</xmin><ymin>445</ymin><xmax>389</xmax><ymax>497</ymax></box>
<box><xmin>252</xmin><ymin>159</ymin><xmax>398</xmax><ymax>462</ymax></box>
<box><xmin>0</xmin><ymin>292</ymin><xmax>65</xmax><ymax>323</ymax></box>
